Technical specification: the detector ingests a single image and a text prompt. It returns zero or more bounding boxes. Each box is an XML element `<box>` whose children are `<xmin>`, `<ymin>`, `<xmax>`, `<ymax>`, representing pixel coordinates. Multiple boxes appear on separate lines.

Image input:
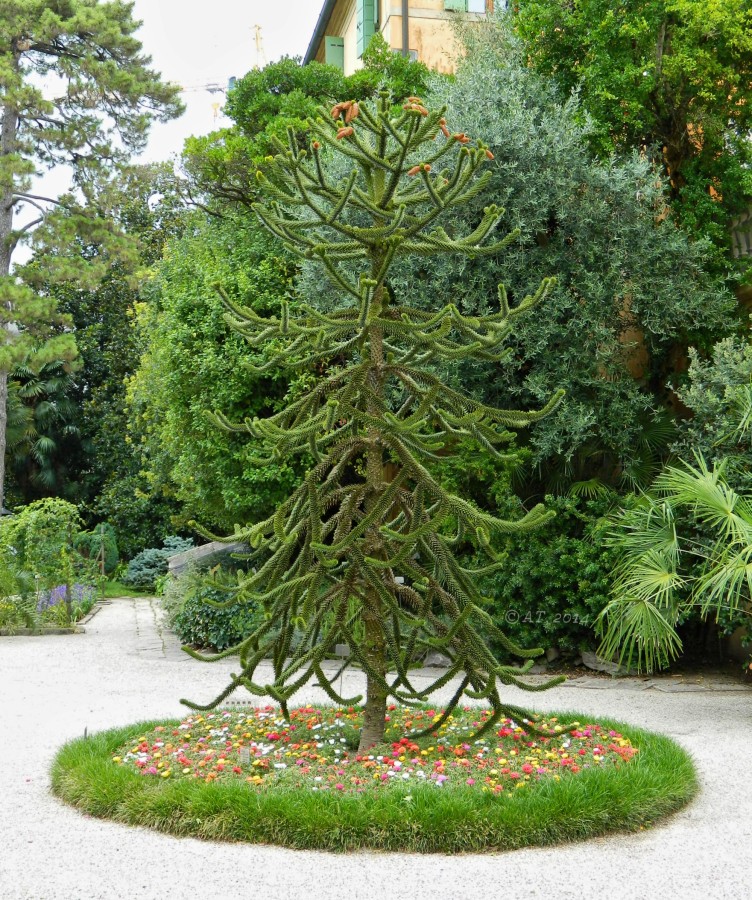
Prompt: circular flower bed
<box><xmin>51</xmin><ymin>705</ymin><xmax>698</xmax><ymax>853</ymax></box>
<box><xmin>112</xmin><ymin>705</ymin><xmax>638</xmax><ymax>795</ymax></box>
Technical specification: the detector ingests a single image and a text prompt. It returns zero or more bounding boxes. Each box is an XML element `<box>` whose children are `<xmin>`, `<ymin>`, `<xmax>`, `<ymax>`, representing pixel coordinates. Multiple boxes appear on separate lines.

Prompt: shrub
<box><xmin>3</xmin><ymin>498</ymin><xmax>83</xmax><ymax>584</ymax></box>
<box><xmin>0</xmin><ymin>501</ymin><xmax>98</xmax><ymax>625</ymax></box>
<box><xmin>162</xmin><ymin>567</ymin><xmax>263</xmax><ymax>651</ymax></box>
<box><xmin>123</xmin><ymin>536</ymin><xmax>194</xmax><ymax>591</ymax></box>
<box><xmin>476</xmin><ymin>494</ymin><xmax>620</xmax><ymax>658</ymax></box>
<box><xmin>672</xmin><ymin>337</ymin><xmax>752</xmax><ymax>493</ymax></box>
<box><xmin>74</xmin><ymin>523</ymin><xmax>119</xmax><ymax>574</ymax></box>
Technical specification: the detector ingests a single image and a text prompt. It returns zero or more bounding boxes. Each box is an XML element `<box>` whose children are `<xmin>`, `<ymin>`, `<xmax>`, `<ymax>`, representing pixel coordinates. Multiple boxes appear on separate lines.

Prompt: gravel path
<box><xmin>1</xmin><ymin>597</ymin><xmax>750</xmax><ymax>900</ymax></box>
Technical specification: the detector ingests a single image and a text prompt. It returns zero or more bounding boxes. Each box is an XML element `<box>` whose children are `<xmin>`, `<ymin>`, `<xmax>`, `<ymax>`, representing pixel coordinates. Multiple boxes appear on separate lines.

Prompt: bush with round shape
<box><xmin>162</xmin><ymin>567</ymin><xmax>263</xmax><ymax>651</ymax></box>
<box><xmin>123</xmin><ymin>536</ymin><xmax>194</xmax><ymax>591</ymax></box>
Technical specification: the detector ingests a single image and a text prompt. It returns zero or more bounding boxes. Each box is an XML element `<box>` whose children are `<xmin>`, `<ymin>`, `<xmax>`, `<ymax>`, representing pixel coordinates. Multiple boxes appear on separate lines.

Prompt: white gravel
<box><xmin>1</xmin><ymin>596</ymin><xmax>750</xmax><ymax>900</ymax></box>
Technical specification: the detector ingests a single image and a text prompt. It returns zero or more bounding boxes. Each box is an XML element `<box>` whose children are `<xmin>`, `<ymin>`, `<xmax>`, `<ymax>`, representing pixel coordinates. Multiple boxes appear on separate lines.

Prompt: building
<box><xmin>304</xmin><ymin>1</ymin><xmax>494</xmax><ymax>76</ymax></box>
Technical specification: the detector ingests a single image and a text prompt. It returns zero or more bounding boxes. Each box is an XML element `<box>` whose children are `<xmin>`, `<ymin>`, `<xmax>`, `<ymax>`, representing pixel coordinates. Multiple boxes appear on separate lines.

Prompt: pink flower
<box><xmin>335</xmin><ymin>783</ymin><xmax>344</xmax><ymax>791</ymax></box>
<box><xmin>466</xmin><ymin>778</ymin><xmax>475</xmax><ymax>786</ymax></box>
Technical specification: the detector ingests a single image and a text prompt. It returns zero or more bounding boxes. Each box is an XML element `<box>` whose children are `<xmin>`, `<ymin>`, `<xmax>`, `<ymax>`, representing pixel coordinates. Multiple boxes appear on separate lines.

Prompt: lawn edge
<box><xmin>50</xmin><ymin>711</ymin><xmax>699</xmax><ymax>854</ymax></box>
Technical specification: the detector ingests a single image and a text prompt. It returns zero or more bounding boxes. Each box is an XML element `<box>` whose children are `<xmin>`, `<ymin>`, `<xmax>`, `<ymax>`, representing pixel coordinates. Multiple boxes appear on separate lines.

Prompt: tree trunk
<box><xmin>0</xmin><ymin>370</ymin><xmax>6</xmax><ymax>511</ymax></box>
<box><xmin>358</xmin><ymin>263</ymin><xmax>389</xmax><ymax>752</ymax></box>
<box><xmin>359</xmin><ymin>602</ymin><xmax>389</xmax><ymax>750</ymax></box>
<box><xmin>0</xmin><ymin>83</ymin><xmax>20</xmax><ymax>513</ymax></box>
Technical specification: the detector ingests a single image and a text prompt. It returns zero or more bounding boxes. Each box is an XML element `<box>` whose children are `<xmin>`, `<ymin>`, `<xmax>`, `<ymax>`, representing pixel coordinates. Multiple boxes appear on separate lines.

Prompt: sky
<box><xmin>130</xmin><ymin>0</ymin><xmax>324</xmax><ymax>163</ymax></box>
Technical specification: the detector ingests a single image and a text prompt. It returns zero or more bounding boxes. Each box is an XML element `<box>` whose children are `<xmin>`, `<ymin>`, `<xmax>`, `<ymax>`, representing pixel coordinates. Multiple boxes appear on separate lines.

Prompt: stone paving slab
<box><xmin>1</xmin><ymin>596</ymin><xmax>751</xmax><ymax>900</ymax></box>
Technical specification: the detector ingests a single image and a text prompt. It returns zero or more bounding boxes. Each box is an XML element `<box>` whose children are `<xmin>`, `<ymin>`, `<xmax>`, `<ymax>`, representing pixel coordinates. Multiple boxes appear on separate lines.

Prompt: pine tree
<box><xmin>182</xmin><ymin>94</ymin><xmax>565</xmax><ymax>750</ymax></box>
<box><xmin>0</xmin><ymin>1</ymin><xmax>182</xmax><ymax>511</ymax></box>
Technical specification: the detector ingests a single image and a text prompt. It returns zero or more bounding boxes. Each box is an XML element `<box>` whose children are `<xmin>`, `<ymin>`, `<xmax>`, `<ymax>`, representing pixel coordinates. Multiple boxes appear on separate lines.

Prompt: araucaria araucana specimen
<box><xmin>182</xmin><ymin>94</ymin><xmax>565</xmax><ymax>750</ymax></box>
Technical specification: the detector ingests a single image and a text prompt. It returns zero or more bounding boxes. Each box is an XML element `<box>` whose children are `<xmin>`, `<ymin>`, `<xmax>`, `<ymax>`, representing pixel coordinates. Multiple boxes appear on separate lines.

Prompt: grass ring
<box><xmin>51</xmin><ymin>707</ymin><xmax>698</xmax><ymax>853</ymax></box>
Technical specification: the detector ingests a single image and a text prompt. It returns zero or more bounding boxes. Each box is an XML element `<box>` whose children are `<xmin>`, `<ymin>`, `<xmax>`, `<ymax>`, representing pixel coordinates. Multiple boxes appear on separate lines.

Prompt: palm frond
<box><xmin>567</xmin><ymin>478</ymin><xmax>610</xmax><ymax>500</ymax></box>
<box><xmin>693</xmin><ymin>544</ymin><xmax>752</xmax><ymax>621</ymax></box>
<box><xmin>657</xmin><ymin>457</ymin><xmax>750</xmax><ymax>540</ymax></box>
<box><xmin>611</xmin><ymin>547</ymin><xmax>683</xmax><ymax>609</ymax></box>
<box><xmin>596</xmin><ymin>595</ymin><xmax>682</xmax><ymax>674</ymax></box>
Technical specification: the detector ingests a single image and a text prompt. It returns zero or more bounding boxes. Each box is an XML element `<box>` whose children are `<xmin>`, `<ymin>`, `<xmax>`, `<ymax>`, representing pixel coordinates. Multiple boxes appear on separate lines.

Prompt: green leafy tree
<box><xmin>183</xmin><ymin>95</ymin><xmax>565</xmax><ymax>750</ymax></box>
<box><xmin>33</xmin><ymin>165</ymin><xmax>189</xmax><ymax>552</ymax></box>
<box><xmin>514</xmin><ymin>0</ymin><xmax>752</xmax><ymax>269</ymax></box>
<box><xmin>372</xmin><ymin>15</ymin><xmax>734</xmax><ymax>492</ymax></box>
<box><xmin>671</xmin><ymin>337</ymin><xmax>752</xmax><ymax>493</ymax></box>
<box><xmin>127</xmin><ymin>212</ymin><xmax>298</xmax><ymax>533</ymax></box>
<box><xmin>0</xmin><ymin>0</ymin><xmax>182</xmax><ymax>511</ymax></box>
<box><xmin>183</xmin><ymin>36</ymin><xmax>429</xmax><ymax>212</ymax></box>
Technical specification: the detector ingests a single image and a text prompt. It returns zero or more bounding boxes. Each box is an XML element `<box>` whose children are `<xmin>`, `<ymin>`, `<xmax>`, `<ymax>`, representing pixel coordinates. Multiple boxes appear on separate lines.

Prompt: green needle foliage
<box><xmin>181</xmin><ymin>94</ymin><xmax>566</xmax><ymax>750</ymax></box>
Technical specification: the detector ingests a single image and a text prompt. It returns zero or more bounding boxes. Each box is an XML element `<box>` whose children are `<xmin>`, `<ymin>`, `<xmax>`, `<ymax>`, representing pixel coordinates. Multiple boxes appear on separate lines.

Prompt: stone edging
<box><xmin>0</xmin><ymin>599</ymin><xmax>110</xmax><ymax>637</ymax></box>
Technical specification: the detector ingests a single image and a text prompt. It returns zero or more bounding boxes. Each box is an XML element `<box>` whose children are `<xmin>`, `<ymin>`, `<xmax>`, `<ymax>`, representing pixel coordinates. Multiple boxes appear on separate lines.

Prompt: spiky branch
<box><xmin>182</xmin><ymin>94</ymin><xmax>565</xmax><ymax>749</ymax></box>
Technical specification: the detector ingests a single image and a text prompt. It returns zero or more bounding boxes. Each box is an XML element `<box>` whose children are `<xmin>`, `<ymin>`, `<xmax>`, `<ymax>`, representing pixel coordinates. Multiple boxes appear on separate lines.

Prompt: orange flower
<box><xmin>407</xmin><ymin>165</ymin><xmax>421</xmax><ymax>176</ymax></box>
<box><xmin>336</xmin><ymin>126</ymin><xmax>354</xmax><ymax>140</ymax></box>
<box><xmin>345</xmin><ymin>101</ymin><xmax>360</xmax><ymax>124</ymax></box>
<box><xmin>485</xmin><ymin>149</ymin><xmax>495</xmax><ymax>160</ymax></box>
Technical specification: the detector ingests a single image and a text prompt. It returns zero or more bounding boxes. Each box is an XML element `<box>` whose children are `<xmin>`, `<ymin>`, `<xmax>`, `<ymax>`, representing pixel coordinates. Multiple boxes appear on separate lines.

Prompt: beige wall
<box><xmin>312</xmin><ymin>1</ymin><xmax>493</xmax><ymax>76</ymax></box>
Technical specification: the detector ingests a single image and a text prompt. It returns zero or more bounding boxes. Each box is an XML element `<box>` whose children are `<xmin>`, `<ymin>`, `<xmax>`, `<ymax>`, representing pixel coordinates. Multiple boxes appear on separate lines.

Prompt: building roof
<box><xmin>304</xmin><ymin>0</ymin><xmax>338</xmax><ymax>65</ymax></box>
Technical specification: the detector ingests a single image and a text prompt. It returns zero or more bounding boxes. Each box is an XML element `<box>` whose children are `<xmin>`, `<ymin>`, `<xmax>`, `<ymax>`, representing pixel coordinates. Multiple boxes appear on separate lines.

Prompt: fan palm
<box><xmin>597</xmin><ymin>455</ymin><xmax>752</xmax><ymax>672</ymax></box>
<box><xmin>7</xmin><ymin>360</ymin><xmax>80</xmax><ymax>498</ymax></box>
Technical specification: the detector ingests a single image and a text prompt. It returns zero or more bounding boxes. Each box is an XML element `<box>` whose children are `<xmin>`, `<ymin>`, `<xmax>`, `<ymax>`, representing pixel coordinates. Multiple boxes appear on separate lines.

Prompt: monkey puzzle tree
<box><xmin>183</xmin><ymin>94</ymin><xmax>565</xmax><ymax>750</ymax></box>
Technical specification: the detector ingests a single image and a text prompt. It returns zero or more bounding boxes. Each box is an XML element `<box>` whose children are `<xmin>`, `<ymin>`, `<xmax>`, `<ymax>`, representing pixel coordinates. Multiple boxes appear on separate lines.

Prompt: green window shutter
<box><xmin>357</xmin><ymin>0</ymin><xmax>376</xmax><ymax>57</ymax></box>
<box><xmin>445</xmin><ymin>0</ymin><xmax>469</xmax><ymax>10</ymax></box>
<box><xmin>325</xmin><ymin>36</ymin><xmax>345</xmax><ymax>70</ymax></box>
